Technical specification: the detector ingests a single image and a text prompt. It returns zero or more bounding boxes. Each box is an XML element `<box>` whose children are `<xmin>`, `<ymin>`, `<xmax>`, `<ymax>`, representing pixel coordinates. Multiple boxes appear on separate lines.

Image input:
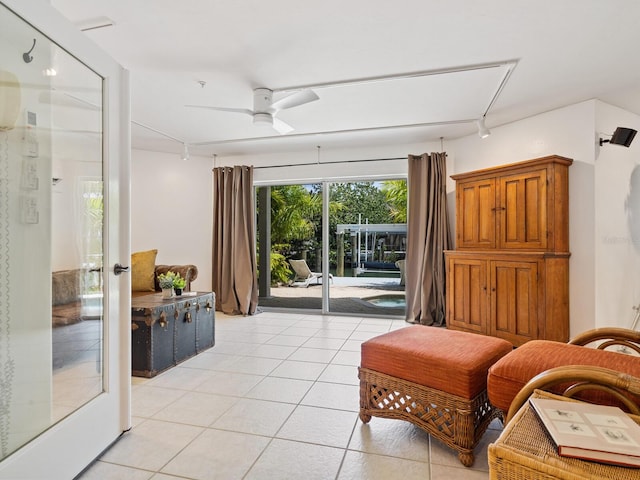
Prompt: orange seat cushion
<box><xmin>487</xmin><ymin>340</ymin><xmax>640</xmax><ymax>413</ymax></box>
<box><xmin>361</xmin><ymin>326</ymin><xmax>513</xmax><ymax>399</ymax></box>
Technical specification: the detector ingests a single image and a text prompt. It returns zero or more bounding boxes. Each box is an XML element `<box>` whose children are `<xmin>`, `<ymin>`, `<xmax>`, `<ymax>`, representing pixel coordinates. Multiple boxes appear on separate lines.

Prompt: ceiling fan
<box><xmin>185</xmin><ymin>87</ymin><xmax>319</xmax><ymax>134</ymax></box>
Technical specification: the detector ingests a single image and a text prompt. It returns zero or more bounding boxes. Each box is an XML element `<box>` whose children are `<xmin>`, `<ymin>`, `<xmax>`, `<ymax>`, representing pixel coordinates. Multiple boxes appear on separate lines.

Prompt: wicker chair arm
<box><xmin>568</xmin><ymin>327</ymin><xmax>640</xmax><ymax>353</ymax></box>
<box><xmin>505</xmin><ymin>365</ymin><xmax>640</xmax><ymax>423</ymax></box>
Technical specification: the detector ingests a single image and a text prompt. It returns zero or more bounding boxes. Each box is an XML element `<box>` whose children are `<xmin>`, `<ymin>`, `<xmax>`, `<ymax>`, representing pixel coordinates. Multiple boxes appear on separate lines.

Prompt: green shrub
<box><xmin>270</xmin><ymin>251</ymin><xmax>292</xmax><ymax>285</ymax></box>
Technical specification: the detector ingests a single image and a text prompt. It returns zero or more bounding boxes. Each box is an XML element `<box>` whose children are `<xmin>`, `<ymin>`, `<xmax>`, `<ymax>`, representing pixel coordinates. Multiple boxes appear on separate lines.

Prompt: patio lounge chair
<box><xmin>395</xmin><ymin>259</ymin><xmax>406</xmax><ymax>286</ymax></box>
<box><xmin>289</xmin><ymin>259</ymin><xmax>333</xmax><ymax>287</ymax></box>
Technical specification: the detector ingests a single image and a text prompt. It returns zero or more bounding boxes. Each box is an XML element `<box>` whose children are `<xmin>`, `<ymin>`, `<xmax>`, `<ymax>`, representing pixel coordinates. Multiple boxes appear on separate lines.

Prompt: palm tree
<box><xmin>270</xmin><ymin>185</ymin><xmax>320</xmax><ymax>244</ymax></box>
<box><xmin>381</xmin><ymin>180</ymin><xmax>407</xmax><ymax>223</ymax></box>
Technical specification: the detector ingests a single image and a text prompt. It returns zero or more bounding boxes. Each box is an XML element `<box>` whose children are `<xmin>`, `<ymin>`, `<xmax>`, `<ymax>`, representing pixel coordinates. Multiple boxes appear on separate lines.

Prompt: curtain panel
<box><xmin>405</xmin><ymin>152</ymin><xmax>452</xmax><ymax>326</ymax></box>
<box><xmin>212</xmin><ymin>165</ymin><xmax>259</xmax><ymax>315</ymax></box>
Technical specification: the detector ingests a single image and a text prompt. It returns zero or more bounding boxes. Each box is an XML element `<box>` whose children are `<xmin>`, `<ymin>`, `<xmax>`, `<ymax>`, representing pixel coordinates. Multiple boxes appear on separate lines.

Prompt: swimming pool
<box><xmin>362</xmin><ymin>294</ymin><xmax>406</xmax><ymax>308</ymax></box>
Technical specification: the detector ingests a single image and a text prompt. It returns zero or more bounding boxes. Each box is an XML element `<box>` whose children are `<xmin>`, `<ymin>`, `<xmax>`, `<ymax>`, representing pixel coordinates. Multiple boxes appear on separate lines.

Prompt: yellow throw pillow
<box><xmin>131</xmin><ymin>249</ymin><xmax>157</xmax><ymax>291</ymax></box>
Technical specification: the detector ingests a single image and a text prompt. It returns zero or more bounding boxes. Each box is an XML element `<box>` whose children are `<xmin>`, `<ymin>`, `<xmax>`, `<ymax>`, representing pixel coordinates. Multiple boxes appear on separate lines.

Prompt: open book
<box><xmin>529</xmin><ymin>397</ymin><xmax>640</xmax><ymax>468</ymax></box>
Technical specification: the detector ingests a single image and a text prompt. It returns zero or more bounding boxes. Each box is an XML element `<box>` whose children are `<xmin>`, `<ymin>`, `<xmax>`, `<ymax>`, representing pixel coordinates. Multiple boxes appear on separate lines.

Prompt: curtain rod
<box><xmin>253</xmin><ymin>156</ymin><xmax>407</xmax><ymax>169</ymax></box>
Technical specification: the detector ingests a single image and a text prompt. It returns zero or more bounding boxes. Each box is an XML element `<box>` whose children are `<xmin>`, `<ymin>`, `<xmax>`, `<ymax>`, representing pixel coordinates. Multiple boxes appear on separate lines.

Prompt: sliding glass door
<box><xmin>256</xmin><ymin>178</ymin><xmax>406</xmax><ymax>317</ymax></box>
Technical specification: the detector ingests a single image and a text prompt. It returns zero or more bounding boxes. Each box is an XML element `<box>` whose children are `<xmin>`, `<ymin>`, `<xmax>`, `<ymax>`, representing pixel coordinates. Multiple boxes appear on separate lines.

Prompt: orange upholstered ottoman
<box><xmin>359</xmin><ymin>326</ymin><xmax>513</xmax><ymax>467</ymax></box>
<box><xmin>488</xmin><ymin>339</ymin><xmax>640</xmax><ymax>414</ymax></box>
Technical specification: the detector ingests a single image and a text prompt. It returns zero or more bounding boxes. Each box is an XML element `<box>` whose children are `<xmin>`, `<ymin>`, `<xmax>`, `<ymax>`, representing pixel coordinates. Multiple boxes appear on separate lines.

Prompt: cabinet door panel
<box><xmin>456</xmin><ymin>179</ymin><xmax>495</xmax><ymax>249</ymax></box>
<box><xmin>490</xmin><ymin>260</ymin><xmax>538</xmax><ymax>344</ymax></box>
<box><xmin>447</xmin><ymin>257</ymin><xmax>487</xmax><ymax>333</ymax></box>
<box><xmin>498</xmin><ymin>170</ymin><xmax>547</xmax><ymax>249</ymax></box>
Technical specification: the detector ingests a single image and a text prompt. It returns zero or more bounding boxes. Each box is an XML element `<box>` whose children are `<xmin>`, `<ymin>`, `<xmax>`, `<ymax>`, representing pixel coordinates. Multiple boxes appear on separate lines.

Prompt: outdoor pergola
<box><xmin>336</xmin><ymin>223</ymin><xmax>407</xmax><ymax>275</ymax></box>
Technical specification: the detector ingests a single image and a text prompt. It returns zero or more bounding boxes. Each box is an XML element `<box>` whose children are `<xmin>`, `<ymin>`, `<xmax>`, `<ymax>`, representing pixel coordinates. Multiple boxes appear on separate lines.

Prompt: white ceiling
<box><xmin>49</xmin><ymin>0</ymin><xmax>640</xmax><ymax>159</ymax></box>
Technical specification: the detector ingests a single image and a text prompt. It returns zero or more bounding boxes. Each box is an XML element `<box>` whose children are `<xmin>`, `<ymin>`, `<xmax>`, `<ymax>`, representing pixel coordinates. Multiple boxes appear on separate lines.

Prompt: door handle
<box><xmin>114</xmin><ymin>263</ymin><xmax>130</xmax><ymax>275</ymax></box>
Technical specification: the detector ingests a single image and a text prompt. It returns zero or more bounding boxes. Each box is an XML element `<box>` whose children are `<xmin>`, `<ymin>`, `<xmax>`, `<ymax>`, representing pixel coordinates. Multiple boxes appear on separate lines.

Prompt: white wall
<box><xmin>450</xmin><ymin>100</ymin><xmax>598</xmax><ymax>336</ymax></box>
<box><xmin>594</xmin><ymin>101</ymin><xmax>640</xmax><ymax>329</ymax></box>
<box><xmin>131</xmin><ymin>149</ymin><xmax>214</xmax><ymax>291</ymax></box>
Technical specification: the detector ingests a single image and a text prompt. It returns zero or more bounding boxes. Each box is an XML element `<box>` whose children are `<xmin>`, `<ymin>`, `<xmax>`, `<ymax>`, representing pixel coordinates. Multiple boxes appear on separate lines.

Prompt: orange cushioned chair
<box><xmin>487</xmin><ymin>327</ymin><xmax>640</xmax><ymax>416</ymax></box>
<box><xmin>359</xmin><ymin>325</ymin><xmax>513</xmax><ymax>467</ymax></box>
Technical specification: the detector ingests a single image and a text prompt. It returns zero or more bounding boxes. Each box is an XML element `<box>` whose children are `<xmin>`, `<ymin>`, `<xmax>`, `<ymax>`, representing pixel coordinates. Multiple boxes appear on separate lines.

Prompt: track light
<box><xmin>181</xmin><ymin>143</ymin><xmax>190</xmax><ymax>161</ymax></box>
<box><xmin>599</xmin><ymin>127</ymin><xmax>637</xmax><ymax>148</ymax></box>
<box><xmin>476</xmin><ymin>117</ymin><xmax>491</xmax><ymax>139</ymax></box>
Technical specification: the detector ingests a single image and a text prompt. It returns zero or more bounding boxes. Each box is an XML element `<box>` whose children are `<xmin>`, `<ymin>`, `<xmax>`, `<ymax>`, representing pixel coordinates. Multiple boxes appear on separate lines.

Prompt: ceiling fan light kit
<box><xmin>253</xmin><ymin>112</ymin><xmax>273</xmax><ymax>126</ymax></box>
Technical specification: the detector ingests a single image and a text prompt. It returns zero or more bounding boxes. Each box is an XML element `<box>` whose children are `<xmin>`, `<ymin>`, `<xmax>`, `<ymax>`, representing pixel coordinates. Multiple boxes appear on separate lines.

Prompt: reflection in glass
<box><xmin>0</xmin><ymin>3</ymin><xmax>103</xmax><ymax>461</ymax></box>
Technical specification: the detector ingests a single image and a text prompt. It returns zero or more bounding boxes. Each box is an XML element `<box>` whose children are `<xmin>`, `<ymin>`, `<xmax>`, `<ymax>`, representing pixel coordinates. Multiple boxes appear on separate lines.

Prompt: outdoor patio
<box><xmin>258</xmin><ymin>275</ymin><xmax>406</xmax><ymax>317</ymax></box>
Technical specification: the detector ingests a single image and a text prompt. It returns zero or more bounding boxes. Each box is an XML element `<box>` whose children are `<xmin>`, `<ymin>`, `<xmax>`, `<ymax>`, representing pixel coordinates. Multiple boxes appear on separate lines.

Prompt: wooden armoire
<box><xmin>445</xmin><ymin>155</ymin><xmax>572</xmax><ymax>346</ymax></box>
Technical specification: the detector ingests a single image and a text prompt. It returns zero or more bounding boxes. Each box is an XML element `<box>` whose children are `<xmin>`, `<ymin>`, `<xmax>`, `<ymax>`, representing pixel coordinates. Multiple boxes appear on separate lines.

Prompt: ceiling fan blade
<box><xmin>270</xmin><ymin>89</ymin><xmax>319</xmax><ymax>111</ymax></box>
<box><xmin>185</xmin><ymin>105</ymin><xmax>254</xmax><ymax>116</ymax></box>
<box><xmin>272</xmin><ymin>117</ymin><xmax>295</xmax><ymax>134</ymax></box>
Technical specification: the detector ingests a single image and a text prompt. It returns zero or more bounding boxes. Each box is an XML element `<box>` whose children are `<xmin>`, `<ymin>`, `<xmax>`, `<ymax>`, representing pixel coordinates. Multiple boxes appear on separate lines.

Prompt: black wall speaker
<box><xmin>600</xmin><ymin>127</ymin><xmax>637</xmax><ymax>147</ymax></box>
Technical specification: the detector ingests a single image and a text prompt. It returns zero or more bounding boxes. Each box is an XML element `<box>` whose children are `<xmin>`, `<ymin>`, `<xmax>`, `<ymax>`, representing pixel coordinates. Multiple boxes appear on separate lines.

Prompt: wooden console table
<box><xmin>131</xmin><ymin>292</ymin><xmax>215</xmax><ymax>377</ymax></box>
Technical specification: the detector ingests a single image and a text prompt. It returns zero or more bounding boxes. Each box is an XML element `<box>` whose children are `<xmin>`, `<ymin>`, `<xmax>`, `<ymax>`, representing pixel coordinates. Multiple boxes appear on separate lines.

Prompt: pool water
<box><xmin>363</xmin><ymin>294</ymin><xmax>406</xmax><ymax>308</ymax></box>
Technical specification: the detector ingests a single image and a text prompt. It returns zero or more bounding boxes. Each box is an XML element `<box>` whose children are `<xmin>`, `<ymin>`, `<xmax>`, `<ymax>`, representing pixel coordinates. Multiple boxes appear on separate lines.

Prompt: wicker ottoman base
<box><xmin>359</xmin><ymin>367</ymin><xmax>501</xmax><ymax>467</ymax></box>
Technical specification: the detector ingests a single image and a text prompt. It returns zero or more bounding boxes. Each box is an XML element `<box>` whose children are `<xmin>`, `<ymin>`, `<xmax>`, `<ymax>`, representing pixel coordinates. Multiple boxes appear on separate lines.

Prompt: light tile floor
<box><xmin>79</xmin><ymin>311</ymin><xmax>501</xmax><ymax>479</ymax></box>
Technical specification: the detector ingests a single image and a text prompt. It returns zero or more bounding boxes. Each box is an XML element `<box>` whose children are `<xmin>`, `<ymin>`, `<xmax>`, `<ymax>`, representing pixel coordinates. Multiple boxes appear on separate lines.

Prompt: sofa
<box><xmin>133</xmin><ymin>264</ymin><xmax>198</xmax><ymax>298</ymax></box>
<box><xmin>52</xmin><ymin>250</ymin><xmax>198</xmax><ymax>326</ymax></box>
<box><xmin>129</xmin><ymin>248</ymin><xmax>197</xmax><ymax>296</ymax></box>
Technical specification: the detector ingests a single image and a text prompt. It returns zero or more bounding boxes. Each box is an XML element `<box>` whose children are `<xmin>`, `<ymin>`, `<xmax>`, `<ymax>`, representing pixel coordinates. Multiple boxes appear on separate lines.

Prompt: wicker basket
<box><xmin>359</xmin><ymin>367</ymin><xmax>501</xmax><ymax>467</ymax></box>
<box><xmin>488</xmin><ymin>390</ymin><xmax>640</xmax><ymax>480</ymax></box>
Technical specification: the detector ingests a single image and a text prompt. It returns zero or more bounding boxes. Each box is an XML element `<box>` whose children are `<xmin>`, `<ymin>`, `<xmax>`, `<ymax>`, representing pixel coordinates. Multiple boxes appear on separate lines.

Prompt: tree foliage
<box><xmin>381</xmin><ymin>180</ymin><xmax>408</xmax><ymax>223</ymax></box>
<box><xmin>258</xmin><ymin>180</ymin><xmax>407</xmax><ymax>282</ymax></box>
<box><xmin>270</xmin><ymin>185</ymin><xmax>320</xmax><ymax>244</ymax></box>
<box><xmin>328</xmin><ymin>182</ymin><xmax>389</xmax><ymax>225</ymax></box>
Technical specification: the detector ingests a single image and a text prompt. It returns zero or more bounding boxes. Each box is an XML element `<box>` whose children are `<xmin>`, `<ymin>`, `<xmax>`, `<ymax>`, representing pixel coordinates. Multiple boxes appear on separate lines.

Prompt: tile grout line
<box><xmin>240</xmin><ymin>314</ymin><xmax>347</xmax><ymax>479</ymax></box>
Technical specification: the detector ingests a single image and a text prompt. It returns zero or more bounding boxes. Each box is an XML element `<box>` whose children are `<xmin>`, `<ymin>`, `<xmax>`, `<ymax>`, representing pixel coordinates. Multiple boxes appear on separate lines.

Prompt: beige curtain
<box><xmin>212</xmin><ymin>165</ymin><xmax>258</xmax><ymax>315</ymax></box>
<box><xmin>405</xmin><ymin>153</ymin><xmax>452</xmax><ymax>326</ymax></box>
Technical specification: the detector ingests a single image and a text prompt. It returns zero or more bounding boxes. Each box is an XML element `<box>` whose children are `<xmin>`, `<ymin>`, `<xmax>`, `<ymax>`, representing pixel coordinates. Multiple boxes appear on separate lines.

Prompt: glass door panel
<box><xmin>0</xmin><ymin>2</ymin><xmax>103</xmax><ymax>460</ymax></box>
<box><xmin>328</xmin><ymin>180</ymin><xmax>407</xmax><ymax>316</ymax></box>
<box><xmin>256</xmin><ymin>183</ymin><xmax>325</xmax><ymax>311</ymax></box>
<box><xmin>0</xmin><ymin>2</ymin><xmax>128</xmax><ymax>477</ymax></box>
